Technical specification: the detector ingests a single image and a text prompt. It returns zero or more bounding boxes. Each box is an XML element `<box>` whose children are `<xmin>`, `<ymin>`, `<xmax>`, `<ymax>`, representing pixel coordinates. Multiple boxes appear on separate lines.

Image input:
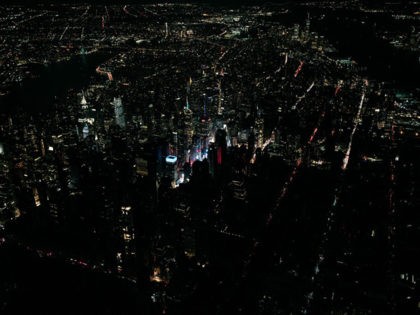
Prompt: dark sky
<box><xmin>1</xmin><ymin>0</ymin><xmax>351</xmax><ymax>4</ymax></box>
<box><xmin>2</xmin><ymin>0</ymin><xmax>410</xmax><ymax>10</ymax></box>
<box><xmin>2</xmin><ymin>0</ymin><xmax>409</xmax><ymax>5</ymax></box>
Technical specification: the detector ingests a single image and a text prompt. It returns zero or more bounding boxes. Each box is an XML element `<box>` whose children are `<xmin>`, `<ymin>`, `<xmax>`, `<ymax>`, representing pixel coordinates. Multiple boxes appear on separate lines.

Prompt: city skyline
<box><xmin>0</xmin><ymin>1</ymin><xmax>419</xmax><ymax>314</ymax></box>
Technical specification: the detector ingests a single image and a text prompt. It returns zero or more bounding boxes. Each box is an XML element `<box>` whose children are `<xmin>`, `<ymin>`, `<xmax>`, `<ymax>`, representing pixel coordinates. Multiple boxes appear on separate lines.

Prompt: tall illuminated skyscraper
<box><xmin>82</xmin><ymin>124</ymin><xmax>89</xmax><ymax>139</ymax></box>
<box><xmin>217</xmin><ymin>80</ymin><xmax>223</xmax><ymax>115</ymax></box>
<box><xmin>292</xmin><ymin>24</ymin><xmax>300</xmax><ymax>40</ymax></box>
<box><xmin>184</xmin><ymin>107</ymin><xmax>193</xmax><ymax>147</ymax></box>
<box><xmin>305</xmin><ymin>13</ymin><xmax>311</xmax><ymax>39</ymax></box>
<box><xmin>255</xmin><ymin>109</ymin><xmax>264</xmax><ymax>148</ymax></box>
<box><xmin>113</xmin><ymin>97</ymin><xmax>126</xmax><ymax>128</ymax></box>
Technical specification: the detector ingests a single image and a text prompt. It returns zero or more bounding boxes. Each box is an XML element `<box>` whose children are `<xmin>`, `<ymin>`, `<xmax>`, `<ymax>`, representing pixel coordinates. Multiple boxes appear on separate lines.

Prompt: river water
<box><xmin>0</xmin><ymin>51</ymin><xmax>112</xmax><ymax>114</ymax></box>
<box><xmin>290</xmin><ymin>7</ymin><xmax>419</xmax><ymax>92</ymax></box>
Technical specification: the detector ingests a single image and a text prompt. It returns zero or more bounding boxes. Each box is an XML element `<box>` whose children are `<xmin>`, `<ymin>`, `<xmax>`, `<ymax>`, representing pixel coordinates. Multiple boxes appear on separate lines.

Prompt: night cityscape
<box><xmin>0</xmin><ymin>1</ymin><xmax>419</xmax><ymax>314</ymax></box>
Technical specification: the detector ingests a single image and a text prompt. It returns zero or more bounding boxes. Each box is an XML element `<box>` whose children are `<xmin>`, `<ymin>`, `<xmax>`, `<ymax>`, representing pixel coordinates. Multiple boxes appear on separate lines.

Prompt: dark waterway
<box><xmin>302</xmin><ymin>8</ymin><xmax>419</xmax><ymax>92</ymax></box>
<box><xmin>0</xmin><ymin>51</ymin><xmax>112</xmax><ymax>114</ymax></box>
<box><xmin>269</xmin><ymin>7</ymin><xmax>419</xmax><ymax>92</ymax></box>
<box><xmin>311</xmin><ymin>10</ymin><xmax>420</xmax><ymax>90</ymax></box>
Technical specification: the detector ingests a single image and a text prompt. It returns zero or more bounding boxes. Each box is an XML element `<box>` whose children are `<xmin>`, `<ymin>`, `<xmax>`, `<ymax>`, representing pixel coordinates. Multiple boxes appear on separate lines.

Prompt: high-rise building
<box><xmin>215</xmin><ymin>129</ymin><xmax>227</xmax><ymax>166</ymax></box>
<box><xmin>113</xmin><ymin>97</ymin><xmax>126</xmax><ymax>128</ymax></box>
<box><xmin>209</xmin><ymin>129</ymin><xmax>228</xmax><ymax>182</ymax></box>
<box><xmin>77</xmin><ymin>93</ymin><xmax>96</xmax><ymax>139</ymax></box>
<box><xmin>305</xmin><ymin>13</ymin><xmax>311</xmax><ymax>39</ymax></box>
<box><xmin>165</xmin><ymin>155</ymin><xmax>178</xmax><ymax>184</ymax></box>
<box><xmin>82</xmin><ymin>124</ymin><xmax>89</xmax><ymax>139</ymax></box>
<box><xmin>292</xmin><ymin>24</ymin><xmax>300</xmax><ymax>40</ymax></box>
<box><xmin>172</xmin><ymin>131</ymin><xmax>178</xmax><ymax>156</ymax></box>
<box><xmin>118</xmin><ymin>205</ymin><xmax>136</xmax><ymax>273</ymax></box>
<box><xmin>183</xmin><ymin>107</ymin><xmax>194</xmax><ymax>150</ymax></box>
<box><xmin>146</xmin><ymin>104</ymin><xmax>155</xmax><ymax>135</ymax></box>
<box><xmin>255</xmin><ymin>109</ymin><xmax>264</xmax><ymax>148</ymax></box>
<box><xmin>217</xmin><ymin>80</ymin><xmax>223</xmax><ymax>115</ymax></box>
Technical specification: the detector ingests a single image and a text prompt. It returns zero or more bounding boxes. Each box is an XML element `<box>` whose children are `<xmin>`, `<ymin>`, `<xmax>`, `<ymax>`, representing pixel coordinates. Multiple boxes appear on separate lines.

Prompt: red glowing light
<box><xmin>334</xmin><ymin>85</ymin><xmax>341</xmax><ymax>96</ymax></box>
<box><xmin>294</xmin><ymin>61</ymin><xmax>304</xmax><ymax>78</ymax></box>
<box><xmin>217</xmin><ymin>147</ymin><xmax>222</xmax><ymax>165</ymax></box>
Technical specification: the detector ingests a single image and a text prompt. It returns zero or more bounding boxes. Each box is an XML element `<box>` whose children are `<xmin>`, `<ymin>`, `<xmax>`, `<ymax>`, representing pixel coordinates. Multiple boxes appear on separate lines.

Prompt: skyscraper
<box><xmin>215</xmin><ymin>129</ymin><xmax>227</xmax><ymax>166</ymax></box>
<box><xmin>113</xmin><ymin>97</ymin><xmax>126</xmax><ymax>128</ymax></box>
<box><xmin>255</xmin><ymin>109</ymin><xmax>264</xmax><ymax>148</ymax></box>
<box><xmin>305</xmin><ymin>13</ymin><xmax>311</xmax><ymax>39</ymax></box>
<box><xmin>217</xmin><ymin>80</ymin><xmax>223</xmax><ymax>115</ymax></box>
<box><xmin>183</xmin><ymin>107</ymin><xmax>194</xmax><ymax>152</ymax></box>
<box><xmin>82</xmin><ymin>124</ymin><xmax>89</xmax><ymax>139</ymax></box>
<box><xmin>292</xmin><ymin>24</ymin><xmax>300</xmax><ymax>40</ymax></box>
